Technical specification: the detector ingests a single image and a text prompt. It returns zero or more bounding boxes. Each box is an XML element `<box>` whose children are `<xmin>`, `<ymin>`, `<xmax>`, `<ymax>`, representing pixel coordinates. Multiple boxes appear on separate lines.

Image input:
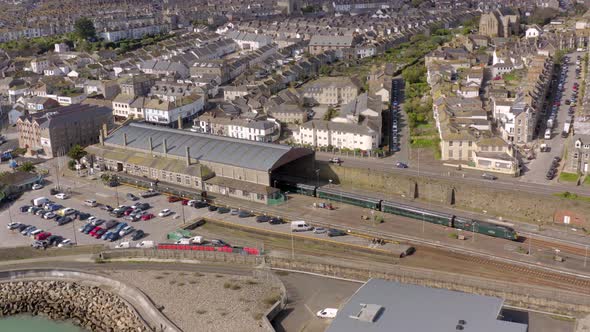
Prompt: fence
<box><xmin>100</xmin><ymin>248</ymin><xmax>264</xmax><ymax>265</ymax></box>
<box><xmin>157</xmin><ymin>244</ymin><xmax>260</xmax><ymax>256</ymax></box>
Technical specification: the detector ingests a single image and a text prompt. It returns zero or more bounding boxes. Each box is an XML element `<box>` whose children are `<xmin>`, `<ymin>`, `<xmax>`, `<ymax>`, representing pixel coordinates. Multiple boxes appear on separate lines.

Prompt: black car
<box><xmin>77</xmin><ymin>212</ymin><xmax>91</xmax><ymax>220</ymax></box>
<box><xmin>194</xmin><ymin>201</ymin><xmax>209</xmax><ymax>209</ymax></box>
<box><xmin>95</xmin><ymin>228</ymin><xmax>107</xmax><ymax>238</ymax></box>
<box><xmin>20</xmin><ymin>205</ymin><xmax>31</xmax><ymax>213</ymax></box>
<box><xmin>46</xmin><ymin>235</ymin><xmax>63</xmax><ymax>246</ymax></box>
<box><xmin>217</xmin><ymin>207</ymin><xmax>230</xmax><ymax>214</ymax></box>
<box><xmin>238</xmin><ymin>211</ymin><xmax>252</xmax><ymax>218</ymax></box>
<box><xmin>16</xmin><ymin>224</ymin><xmax>29</xmax><ymax>232</ymax></box>
<box><xmin>126</xmin><ymin>193</ymin><xmax>139</xmax><ymax>201</ymax></box>
<box><xmin>208</xmin><ymin>205</ymin><xmax>218</xmax><ymax>212</ymax></box>
<box><xmin>256</xmin><ymin>215</ymin><xmax>271</xmax><ymax>223</ymax></box>
<box><xmin>553</xmin><ymin>156</ymin><xmax>562</xmax><ymax>163</ymax></box>
<box><xmin>111</xmin><ymin>210</ymin><xmax>126</xmax><ymax>218</ymax></box>
<box><xmin>269</xmin><ymin>217</ymin><xmax>284</xmax><ymax>225</ymax></box>
<box><xmin>104</xmin><ymin>220</ymin><xmax>119</xmax><ymax>229</ymax></box>
<box><xmin>136</xmin><ymin>203</ymin><xmax>150</xmax><ymax>211</ymax></box>
<box><xmin>327</xmin><ymin>229</ymin><xmax>347</xmax><ymax>237</ymax></box>
<box><xmin>100</xmin><ymin>205</ymin><xmax>114</xmax><ymax>212</ymax></box>
<box><xmin>131</xmin><ymin>230</ymin><xmax>145</xmax><ymax>241</ymax></box>
<box><xmin>57</xmin><ymin>216</ymin><xmax>73</xmax><ymax>226</ymax></box>
<box><xmin>49</xmin><ymin>188</ymin><xmax>60</xmax><ymax>195</ymax></box>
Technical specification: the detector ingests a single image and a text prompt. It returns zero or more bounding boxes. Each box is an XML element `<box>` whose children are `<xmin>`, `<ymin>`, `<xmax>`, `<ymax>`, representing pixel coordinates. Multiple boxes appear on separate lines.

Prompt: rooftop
<box><xmin>327</xmin><ymin>279</ymin><xmax>528</xmax><ymax>332</ymax></box>
<box><xmin>102</xmin><ymin>122</ymin><xmax>312</xmax><ymax>172</ymax></box>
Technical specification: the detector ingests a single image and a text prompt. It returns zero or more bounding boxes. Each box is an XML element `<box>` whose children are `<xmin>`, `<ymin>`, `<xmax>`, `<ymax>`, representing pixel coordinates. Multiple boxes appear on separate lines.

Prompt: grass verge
<box><xmin>559</xmin><ymin>172</ymin><xmax>579</xmax><ymax>183</ymax></box>
<box><xmin>554</xmin><ymin>191</ymin><xmax>590</xmax><ymax>203</ymax></box>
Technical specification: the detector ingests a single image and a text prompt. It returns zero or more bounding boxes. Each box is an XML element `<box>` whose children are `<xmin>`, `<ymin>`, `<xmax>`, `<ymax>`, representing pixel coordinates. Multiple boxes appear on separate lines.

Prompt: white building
<box><xmin>226</xmin><ymin>31</ymin><xmax>273</xmax><ymax>50</ymax></box>
<box><xmin>296</xmin><ymin>120</ymin><xmax>380</xmax><ymax>151</ymax></box>
<box><xmin>143</xmin><ymin>95</ymin><xmax>204</xmax><ymax>127</ymax></box>
<box><xmin>30</xmin><ymin>58</ymin><xmax>49</xmax><ymax>74</ymax></box>
<box><xmin>525</xmin><ymin>25</ymin><xmax>542</xmax><ymax>39</ymax></box>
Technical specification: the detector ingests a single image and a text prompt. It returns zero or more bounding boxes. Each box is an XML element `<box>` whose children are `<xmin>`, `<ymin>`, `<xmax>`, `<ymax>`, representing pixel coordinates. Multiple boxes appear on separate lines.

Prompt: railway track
<box><xmin>526</xmin><ymin>236</ymin><xmax>589</xmax><ymax>257</ymax></box>
<box><xmin>461</xmin><ymin>255</ymin><xmax>590</xmax><ymax>294</ymax></box>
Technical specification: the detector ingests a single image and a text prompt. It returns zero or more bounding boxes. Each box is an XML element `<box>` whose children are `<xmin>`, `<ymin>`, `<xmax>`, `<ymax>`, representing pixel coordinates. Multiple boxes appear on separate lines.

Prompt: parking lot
<box><xmin>0</xmin><ymin>173</ymin><xmax>403</xmax><ymax>254</ymax></box>
<box><xmin>520</xmin><ymin>51</ymin><xmax>584</xmax><ymax>184</ymax></box>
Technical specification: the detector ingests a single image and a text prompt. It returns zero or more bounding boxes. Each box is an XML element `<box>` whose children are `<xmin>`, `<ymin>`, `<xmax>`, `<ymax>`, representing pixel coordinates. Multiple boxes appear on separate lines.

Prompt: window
<box><xmin>229</xmin><ymin>188</ymin><xmax>236</xmax><ymax>194</ymax></box>
<box><xmin>242</xmin><ymin>190</ymin><xmax>250</xmax><ymax>197</ymax></box>
<box><xmin>185</xmin><ymin>176</ymin><xmax>191</xmax><ymax>185</ymax></box>
<box><xmin>176</xmin><ymin>174</ymin><xmax>181</xmax><ymax>183</ymax></box>
<box><xmin>459</xmin><ymin>141</ymin><xmax>462</xmax><ymax>147</ymax></box>
<box><xmin>449</xmin><ymin>150</ymin><xmax>454</xmax><ymax>158</ymax></box>
<box><xmin>449</xmin><ymin>141</ymin><xmax>453</xmax><ymax>146</ymax></box>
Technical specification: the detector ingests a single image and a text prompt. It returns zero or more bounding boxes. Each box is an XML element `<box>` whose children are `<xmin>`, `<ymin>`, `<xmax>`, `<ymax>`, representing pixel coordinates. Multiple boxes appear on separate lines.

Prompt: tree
<box><xmin>67</xmin><ymin>144</ymin><xmax>87</xmax><ymax>161</ymax></box>
<box><xmin>74</xmin><ymin>17</ymin><xmax>96</xmax><ymax>40</ymax></box>
<box><xmin>17</xmin><ymin>162</ymin><xmax>35</xmax><ymax>173</ymax></box>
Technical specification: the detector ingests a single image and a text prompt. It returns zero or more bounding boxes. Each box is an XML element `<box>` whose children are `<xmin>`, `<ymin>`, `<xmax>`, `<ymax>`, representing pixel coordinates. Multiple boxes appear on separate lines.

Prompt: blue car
<box><xmin>102</xmin><ymin>231</ymin><xmax>114</xmax><ymax>240</ymax></box>
<box><xmin>81</xmin><ymin>224</ymin><xmax>94</xmax><ymax>234</ymax></box>
<box><xmin>108</xmin><ymin>233</ymin><xmax>120</xmax><ymax>242</ymax></box>
<box><xmin>113</xmin><ymin>222</ymin><xmax>128</xmax><ymax>234</ymax></box>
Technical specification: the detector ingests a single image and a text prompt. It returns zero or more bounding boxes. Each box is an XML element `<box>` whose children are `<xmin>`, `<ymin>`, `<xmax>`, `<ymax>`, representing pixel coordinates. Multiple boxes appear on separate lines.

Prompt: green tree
<box><xmin>17</xmin><ymin>162</ymin><xmax>35</xmax><ymax>172</ymax></box>
<box><xmin>67</xmin><ymin>144</ymin><xmax>87</xmax><ymax>161</ymax></box>
<box><xmin>74</xmin><ymin>17</ymin><xmax>96</xmax><ymax>40</ymax></box>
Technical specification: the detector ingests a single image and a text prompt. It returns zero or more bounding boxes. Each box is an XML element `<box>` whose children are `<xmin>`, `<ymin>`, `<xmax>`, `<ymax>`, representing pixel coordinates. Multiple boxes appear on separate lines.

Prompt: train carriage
<box><xmin>381</xmin><ymin>201</ymin><xmax>453</xmax><ymax>227</ymax></box>
<box><xmin>454</xmin><ymin>217</ymin><xmax>517</xmax><ymax>241</ymax></box>
<box><xmin>316</xmin><ymin>188</ymin><xmax>381</xmax><ymax>210</ymax></box>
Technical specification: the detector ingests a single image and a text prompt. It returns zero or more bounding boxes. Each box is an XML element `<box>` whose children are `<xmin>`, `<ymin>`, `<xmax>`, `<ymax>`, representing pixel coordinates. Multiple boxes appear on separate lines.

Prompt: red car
<box><xmin>181</xmin><ymin>199</ymin><xmax>190</xmax><ymax>205</ymax></box>
<box><xmin>89</xmin><ymin>226</ymin><xmax>102</xmax><ymax>237</ymax></box>
<box><xmin>123</xmin><ymin>208</ymin><xmax>134</xmax><ymax>216</ymax></box>
<box><xmin>35</xmin><ymin>232</ymin><xmax>51</xmax><ymax>241</ymax></box>
<box><xmin>168</xmin><ymin>196</ymin><xmax>182</xmax><ymax>203</ymax></box>
<box><xmin>141</xmin><ymin>213</ymin><xmax>155</xmax><ymax>221</ymax></box>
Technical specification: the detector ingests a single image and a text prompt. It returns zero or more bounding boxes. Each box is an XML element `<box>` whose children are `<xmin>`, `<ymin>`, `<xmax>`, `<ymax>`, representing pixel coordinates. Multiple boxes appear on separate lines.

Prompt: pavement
<box><xmin>520</xmin><ymin>51</ymin><xmax>583</xmax><ymax>184</ymax></box>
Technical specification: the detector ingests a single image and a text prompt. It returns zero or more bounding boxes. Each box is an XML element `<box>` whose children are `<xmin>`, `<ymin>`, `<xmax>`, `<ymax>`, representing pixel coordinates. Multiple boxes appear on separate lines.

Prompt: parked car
<box><xmin>32</xmin><ymin>184</ymin><xmax>43</xmax><ymax>190</ymax></box>
<box><xmin>168</xmin><ymin>196</ymin><xmax>182</xmax><ymax>203</ymax></box>
<box><xmin>256</xmin><ymin>215</ymin><xmax>271</xmax><ymax>223</ymax></box>
<box><xmin>119</xmin><ymin>226</ymin><xmax>134</xmax><ymax>237</ymax></box>
<box><xmin>132</xmin><ymin>230</ymin><xmax>145</xmax><ymax>241</ymax></box>
<box><xmin>91</xmin><ymin>219</ymin><xmax>105</xmax><ymax>226</ymax></box>
<box><xmin>21</xmin><ymin>226</ymin><xmax>36</xmax><ymax>236</ymax></box>
<box><xmin>481</xmin><ymin>173</ymin><xmax>498</xmax><ymax>180</ymax></box>
<box><xmin>31</xmin><ymin>240</ymin><xmax>48</xmax><ymax>249</ymax></box>
<box><xmin>77</xmin><ymin>212</ymin><xmax>90</xmax><ymax>221</ymax></box>
<box><xmin>47</xmin><ymin>235</ymin><xmax>63</xmax><ymax>246</ymax></box>
<box><xmin>208</xmin><ymin>205</ymin><xmax>218</xmax><ymax>212</ymax></box>
<box><xmin>193</xmin><ymin>201</ymin><xmax>208</xmax><ymax>209</ymax></box>
<box><xmin>217</xmin><ymin>207</ymin><xmax>230</xmax><ymax>214</ymax></box>
<box><xmin>89</xmin><ymin>227</ymin><xmax>102</xmax><ymax>237</ymax></box>
<box><xmin>126</xmin><ymin>193</ymin><xmax>139</xmax><ymax>201</ymax></box>
<box><xmin>30</xmin><ymin>229</ymin><xmax>43</xmax><ymax>237</ymax></box>
<box><xmin>100</xmin><ymin>205</ymin><xmax>114</xmax><ymax>212</ymax></box>
<box><xmin>58</xmin><ymin>239</ymin><xmax>74</xmax><ymax>247</ymax></box>
<box><xmin>313</xmin><ymin>227</ymin><xmax>327</xmax><ymax>234</ymax></box>
<box><xmin>238</xmin><ymin>211</ymin><xmax>252</xmax><ymax>218</ymax></box>
<box><xmin>19</xmin><ymin>205</ymin><xmax>30</xmax><ymax>213</ymax></box>
<box><xmin>141</xmin><ymin>213</ymin><xmax>155</xmax><ymax>221</ymax></box>
<box><xmin>210</xmin><ymin>239</ymin><xmax>230</xmax><ymax>247</ymax></box>
<box><xmin>269</xmin><ymin>217</ymin><xmax>284</xmax><ymax>225</ymax></box>
<box><xmin>230</xmin><ymin>208</ymin><xmax>239</xmax><ymax>215</ymax></box>
<box><xmin>81</xmin><ymin>224</ymin><xmax>94</xmax><ymax>234</ymax></box>
<box><xmin>316</xmin><ymin>308</ymin><xmax>338</xmax><ymax>319</ymax></box>
<box><xmin>57</xmin><ymin>216</ymin><xmax>73</xmax><ymax>226</ymax></box>
<box><xmin>329</xmin><ymin>157</ymin><xmax>342</xmax><ymax>164</ymax></box>
<box><xmin>16</xmin><ymin>224</ymin><xmax>29</xmax><ymax>232</ymax></box>
<box><xmin>94</xmin><ymin>228</ymin><xmax>107</xmax><ymax>238</ymax></box>
<box><xmin>395</xmin><ymin>162</ymin><xmax>408</xmax><ymax>168</ymax></box>
<box><xmin>55</xmin><ymin>193</ymin><xmax>69</xmax><ymax>200</ymax></box>
<box><xmin>327</xmin><ymin>229</ymin><xmax>347</xmax><ymax>237</ymax></box>
<box><xmin>7</xmin><ymin>222</ymin><xmax>21</xmax><ymax>230</ymax></box>
<box><xmin>158</xmin><ymin>209</ymin><xmax>173</xmax><ymax>217</ymax></box>
<box><xmin>104</xmin><ymin>220</ymin><xmax>119</xmax><ymax>229</ymax></box>
<box><xmin>136</xmin><ymin>203</ymin><xmax>150</xmax><ymax>211</ymax></box>
<box><xmin>35</xmin><ymin>232</ymin><xmax>52</xmax><ymax>241</ymax></box>
<box><xmin>43</xmin><ymin>212</ymin><xmax>56</xmax><ymax>219</ymax></box>
<box><xmin>84</xmin><ymin>199</ymin><xmax>97</xmax><ymax>207</ymax></box>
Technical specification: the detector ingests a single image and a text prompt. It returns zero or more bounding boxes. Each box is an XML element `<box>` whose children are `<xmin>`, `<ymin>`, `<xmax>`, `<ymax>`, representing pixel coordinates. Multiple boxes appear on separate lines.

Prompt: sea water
<box><xmin>0</xmin><ymin>315</ymin><xmax>87</xmax><ymax>332</ymax></box>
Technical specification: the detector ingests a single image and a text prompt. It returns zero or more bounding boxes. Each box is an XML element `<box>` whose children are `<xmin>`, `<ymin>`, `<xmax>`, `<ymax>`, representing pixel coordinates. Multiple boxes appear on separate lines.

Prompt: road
<box><xmin>314</xmin><ymin>152</ymin><xmax>590</xmax><ymax>196</ymax></box>
<box><xmin>520</xmin><ymin>51</ymin><xmax>583</xmax><ymax>184</ymax></box>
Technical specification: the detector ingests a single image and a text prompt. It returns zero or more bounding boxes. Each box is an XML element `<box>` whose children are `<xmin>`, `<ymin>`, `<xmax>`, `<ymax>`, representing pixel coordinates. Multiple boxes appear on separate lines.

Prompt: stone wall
<box><xmin>0</xmin><ymin>280</ymin><xmax>146</xmax><ymax>332</ymax></box>
<box><xmin>317</xmin><ymin>163</ymin><xmax>590</xmax><ymax>224</ymax></box>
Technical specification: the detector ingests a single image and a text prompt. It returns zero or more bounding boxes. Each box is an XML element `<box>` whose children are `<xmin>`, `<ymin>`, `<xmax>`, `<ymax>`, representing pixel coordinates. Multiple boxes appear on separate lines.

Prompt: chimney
<box><xmin>123</xmin><ymin>133</ymin><xmax>128</xmax><ymax>146</ymax></box>
<box><xmin>163</xmin><ymin>138</ymin><xmax>168</xmax><ymax>156</ymax></box>
<box><xmin>99</xmin><ymin>131</ymin><xmax>104</xmax><ymax>146</ymax></box>
<box><xmin>102</xmin><ymin>123</ymin><xmax>108</xmax><ymax>138</ymax></box>
<box><xmin>177</xmin><ymin>116</ymin><xmax>182</xmax><ymax>129</ymax></box>
<box><xmin>149</xmin><ymin>137</ymin><xmax>153</xmax><ymax>152</ymax></box>
<box><xmin>185</xmin><ymin>146</ymin><xmax>190</xmax><ymax>166</ymax></box>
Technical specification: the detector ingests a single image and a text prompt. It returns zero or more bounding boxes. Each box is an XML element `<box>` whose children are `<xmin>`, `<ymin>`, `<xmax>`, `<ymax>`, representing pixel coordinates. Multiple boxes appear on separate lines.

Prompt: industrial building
<box><xmin>86</xmin><ymin>122</ymin><xmax>314</xmax><ymax>204</ymax></box>
<box><xmin>326</xmin><ymin>279</ymin><xmax>528</xmax><ymax>332</ymax></box>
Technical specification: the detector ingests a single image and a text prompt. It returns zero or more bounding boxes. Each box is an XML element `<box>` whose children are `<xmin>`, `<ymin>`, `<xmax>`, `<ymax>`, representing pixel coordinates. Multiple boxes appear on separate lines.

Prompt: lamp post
<box><xmin>182</xmin><ymin>203</ymin><xmax>186</xmax><ymax>224</ymax></box>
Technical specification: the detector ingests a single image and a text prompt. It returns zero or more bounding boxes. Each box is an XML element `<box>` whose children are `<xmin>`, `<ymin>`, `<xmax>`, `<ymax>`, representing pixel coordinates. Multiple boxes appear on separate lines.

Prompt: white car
<box><xmin>32</xmin><ymin>184</ymin><xmax>43</xmax><ymax>190</ymax></box>
<box><xmin>30</xmin><ymin>229</ymin><xmax>43</xmax><ymax>237</ymax></box>
<box><xmin>6</xmin><ymin>222</ymin><xmax>20</xmax><ymax>230</ymax></box>
<box><xmin>87</xmin><ymin>216</ymin><xmax>98</xmax><ymax>224</ymax></box>
<box><xmin>61</xmin><ymin>207</ymin><xmax>76</xmax><ymax>216</ymax></box>
<box><xmin>43</xmin><ymin>212</ymin><xmax>56</xmax><ymax>219</ymax></box>
<box><xmin>58</xmin><ymin>239</ymin><xmax>74</xmax><ymax>247</ymax></box>
<box><xmin>158</xmin><ymin>209</ymin><xmax>172</xmax><ymax>217</ymax></box>
<box><xmin>316</xmin><ymin>308</ymin><xmax>338</xmax><ymax>319</ymax></box>
<box><xmin>55</xmin><ymin>193</ymin><xmax>69</xmax><ymax>200</ymax></box>
<box><xmin>119</xmin><ymin>226</ymin><xmax>134</xmax><ymax>237</ymax></box>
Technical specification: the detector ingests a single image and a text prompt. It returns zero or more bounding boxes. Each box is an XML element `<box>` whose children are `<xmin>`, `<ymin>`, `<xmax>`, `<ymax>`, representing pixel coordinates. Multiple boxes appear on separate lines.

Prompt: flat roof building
<box><xmin>327</xmin><ymin>279</ymin><xmax>528</xmax><ymax>332</ymax></box>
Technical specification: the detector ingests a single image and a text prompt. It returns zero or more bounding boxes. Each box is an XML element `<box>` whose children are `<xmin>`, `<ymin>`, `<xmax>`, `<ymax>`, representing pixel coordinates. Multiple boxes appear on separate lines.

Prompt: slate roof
<box><xmin>103</xmin><ymin>123</ymin><xmax>312</xmax><ymax>171</ymax></box>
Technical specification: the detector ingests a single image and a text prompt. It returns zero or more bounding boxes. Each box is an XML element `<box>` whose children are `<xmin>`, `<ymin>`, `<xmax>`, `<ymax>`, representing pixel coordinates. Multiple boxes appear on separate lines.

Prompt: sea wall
<box><xmin>0</xmin><ymin>280</ymin><xmax>145</xmax><ymax>332</ymax></box>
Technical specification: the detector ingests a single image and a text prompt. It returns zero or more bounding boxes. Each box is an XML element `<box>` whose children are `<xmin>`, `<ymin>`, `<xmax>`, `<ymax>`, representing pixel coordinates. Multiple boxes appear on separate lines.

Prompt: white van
<box><xmin>175</xmin><ymin>236</ymin><xmax>204</xmax><ymax>245</ymax></box>
<box><xmin>115</xmin><ymin>241</ymin><xmax>130</xmax><ymax>249</ymax></box>
<box><xmin>84</xmin><ymin>199</ymin><xmax>97</xmax><ymax>207</ymax></box>
<box><xmin>33</xmin><ymin>197</ymin><xmax>49</xmax><ymax>207</ymax></box>
<box><xmin>136</xmin><ymin>240</ymin><xmax>155</xmax><ymax>248</ymax></box>
<box><xmin>544</xmin><ymin>129</ymin><xmax>552</xmax><ymax>140</ymax></box>
<box><xmin>291</xmin><ymin>221</ymin><xmax>313</xmax><ymax>232</ymax></box>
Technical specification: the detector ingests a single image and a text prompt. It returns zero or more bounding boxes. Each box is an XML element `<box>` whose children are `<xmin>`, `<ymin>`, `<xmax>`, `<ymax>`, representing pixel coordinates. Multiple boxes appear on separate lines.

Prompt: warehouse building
<box><xmin>86</xmin><ymin>122</ymin><xmax>314</xmax><ymax>204</ymax></box>
<box><xmin>327</xmin><ymin>279</ymin><xmax>528</xmax><ymax>332</ymax></box>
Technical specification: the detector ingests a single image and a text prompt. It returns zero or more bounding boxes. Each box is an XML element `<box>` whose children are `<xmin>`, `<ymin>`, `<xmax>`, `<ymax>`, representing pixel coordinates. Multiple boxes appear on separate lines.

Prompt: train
<box><xmin>278</xmin><ymin>182</ymin><xmax>518</xmax><ymax>241</ymax></box>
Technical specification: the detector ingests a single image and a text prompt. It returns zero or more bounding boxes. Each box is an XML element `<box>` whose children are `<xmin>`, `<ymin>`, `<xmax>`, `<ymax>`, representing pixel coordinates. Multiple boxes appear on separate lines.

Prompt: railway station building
<box><xmin>86</xmin><ymin>122</ymin><xmax>315</xmax><ymax>204</ymax></box>
<box><xmin>326</xmin><ymin>278</ymin><xmax>528</xmax><ymax>332</ymax></box>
